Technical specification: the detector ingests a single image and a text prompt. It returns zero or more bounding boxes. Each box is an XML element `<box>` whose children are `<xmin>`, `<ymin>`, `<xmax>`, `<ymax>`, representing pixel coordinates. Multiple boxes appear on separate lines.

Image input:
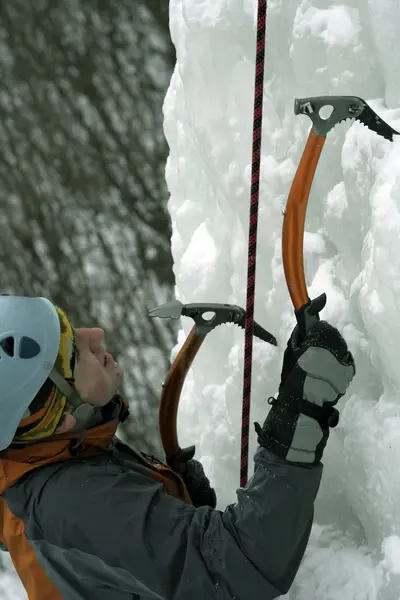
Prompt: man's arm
<box><xmin>14</xmin><ymin>451</ymin><xmax>321</xmax><ymax>600</ymax></box>
<box><xmin>14</xmin><ymin>317</ymin><xmax>353</xmax><ymax>599</ymax></box>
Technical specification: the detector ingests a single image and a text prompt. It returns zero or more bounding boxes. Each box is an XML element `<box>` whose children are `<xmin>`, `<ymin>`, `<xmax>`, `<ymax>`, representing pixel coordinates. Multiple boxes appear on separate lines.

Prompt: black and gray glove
<box><xmin>179</xmin><ymin>458</ymin><xmax>217</xmax><ymax>508</ymax></box>
<box><xmin>255</xmin><ymin>313</ymin><xmax>355</xmax><ymax>464</ymax></box>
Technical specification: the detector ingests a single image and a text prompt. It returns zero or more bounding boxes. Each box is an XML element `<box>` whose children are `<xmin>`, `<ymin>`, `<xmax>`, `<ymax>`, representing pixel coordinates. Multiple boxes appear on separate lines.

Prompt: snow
<box><xmin>0</xmin><ymin>560</ymin><xmax>27</xmax><ymax>599</ymax></box>
<box><xmin>165</xmin><ymin>0</ymin><xmax>400</xmax><ymax>598</ymax></box>
<box><xmin>293</xmin><ymin>5</ymin><xmax>361</xmax><ymax>49</ymax></box>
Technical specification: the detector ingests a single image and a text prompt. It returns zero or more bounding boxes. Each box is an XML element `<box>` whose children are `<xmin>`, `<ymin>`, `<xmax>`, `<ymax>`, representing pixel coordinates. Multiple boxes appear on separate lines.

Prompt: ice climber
<box><xmin>0</xmin><ymin>294</ymin><xmax>355</xmax><ymax>599</ymax></box>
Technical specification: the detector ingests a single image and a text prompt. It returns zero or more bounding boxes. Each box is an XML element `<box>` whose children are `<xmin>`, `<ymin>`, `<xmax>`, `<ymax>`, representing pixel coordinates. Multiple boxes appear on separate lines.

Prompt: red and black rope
<box><xmin>241</xmin><ymin>0</ymin><xmax>267</xmax><ymax>487</ymax></box>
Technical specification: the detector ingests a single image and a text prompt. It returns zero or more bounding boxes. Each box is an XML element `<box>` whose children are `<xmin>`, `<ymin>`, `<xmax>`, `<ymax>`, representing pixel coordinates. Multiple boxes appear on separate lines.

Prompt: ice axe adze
<box><xmin>282</xmin><ymin>95</ymin><xmax>399</xmax><ymax>338</ymax></box>
<box><xmin>149</xmin><ymin>301</ymin><xmax>276</xmax><ymax>471</ymax></box>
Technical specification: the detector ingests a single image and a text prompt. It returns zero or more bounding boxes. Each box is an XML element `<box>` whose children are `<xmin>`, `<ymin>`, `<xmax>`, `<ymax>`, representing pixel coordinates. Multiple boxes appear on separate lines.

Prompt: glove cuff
<box><xmin>272</xmin><ymin>395</ymin><xmax>340</xmax><ymax>428</ymax></box>
<box><xmin>254</xmin><ymin>396</ymin><xmax>339</xmax><ymax>464</ymax></box>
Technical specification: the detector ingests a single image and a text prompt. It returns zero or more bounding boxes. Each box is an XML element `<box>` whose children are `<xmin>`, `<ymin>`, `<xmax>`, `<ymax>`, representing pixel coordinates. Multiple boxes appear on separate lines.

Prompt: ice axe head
<box><xmin>295</xmin><ymin>95</ymin><xmax>399</xmax><ymax>140</ymax></box>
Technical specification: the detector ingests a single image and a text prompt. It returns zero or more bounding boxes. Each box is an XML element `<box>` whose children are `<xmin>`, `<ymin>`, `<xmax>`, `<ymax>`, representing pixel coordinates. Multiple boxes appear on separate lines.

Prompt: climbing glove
<box><xmin>255</xmin><ymin>314</ymin><xmax>355</xmax><ymax>464</ymax></box>
<box><xmin>179</xmin><ymin>458</ymin><xmax>217</xmax><ymax>508</ymax></box>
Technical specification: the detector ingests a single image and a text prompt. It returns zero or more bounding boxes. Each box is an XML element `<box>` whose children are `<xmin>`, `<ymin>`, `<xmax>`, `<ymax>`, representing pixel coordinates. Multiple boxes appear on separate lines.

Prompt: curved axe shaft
<box><xmin>282</xmin><ymin>95</ymin><xmax>399</xmax><ymax>337</ymax></box>
<box><xmin>158</xmin><ymin>326</ymin><xmax>205</xmax><ymax>466</ymax></box>
<box><xmin>150</xmin><ymin>300</ymin><xmax>276</xmax><ymax>469</ymax></box>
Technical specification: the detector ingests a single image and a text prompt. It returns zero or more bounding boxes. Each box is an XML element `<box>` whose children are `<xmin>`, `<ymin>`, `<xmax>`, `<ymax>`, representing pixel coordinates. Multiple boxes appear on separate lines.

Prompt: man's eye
<box><xmin>71</xmin><ymin>341</ymin><xmax>79</xmax><ymax>373</ymax></box>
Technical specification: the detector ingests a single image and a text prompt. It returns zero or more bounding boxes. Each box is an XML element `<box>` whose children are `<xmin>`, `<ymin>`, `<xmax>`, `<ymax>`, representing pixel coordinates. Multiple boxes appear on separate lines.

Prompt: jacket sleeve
<box><xmin>25</xmin><ymin>448</ymin><xmax>322</xmax><ymax>600</ymax></box>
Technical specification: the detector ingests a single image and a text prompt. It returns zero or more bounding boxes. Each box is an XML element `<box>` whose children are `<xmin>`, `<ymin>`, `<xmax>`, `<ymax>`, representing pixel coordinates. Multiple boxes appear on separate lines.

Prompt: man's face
<box><xmin>73</xmin><ymin>327</ymin><xmax>123</xmax><ymax>407</ymax></box>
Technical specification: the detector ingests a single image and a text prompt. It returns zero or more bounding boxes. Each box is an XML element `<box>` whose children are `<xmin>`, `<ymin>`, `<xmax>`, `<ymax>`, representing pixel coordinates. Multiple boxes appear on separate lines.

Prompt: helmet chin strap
<box><xmin>49</xmin><ymin>368</ymin><xmax>103</xmax><ymax>433</ymax></box>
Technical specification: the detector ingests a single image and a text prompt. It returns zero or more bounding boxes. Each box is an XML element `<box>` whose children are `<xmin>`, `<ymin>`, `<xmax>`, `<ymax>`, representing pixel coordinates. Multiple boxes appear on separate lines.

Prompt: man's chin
<box><xmin>107</xmin><ymin>377</ymin><xmax>124</xmax><ymax>405</ymax></box>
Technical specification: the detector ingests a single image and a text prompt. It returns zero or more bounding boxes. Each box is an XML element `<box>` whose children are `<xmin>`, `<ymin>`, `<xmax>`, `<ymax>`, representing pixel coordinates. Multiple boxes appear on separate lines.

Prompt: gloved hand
<box><xmin>255</xmin><ymin>313</ymin><xmax>355</xmax><ymax>464</ymax></box>
<box><xmin>179</xmin><ymin>458</ymin><xmax>217</xmax><ymax>508</ymax></box>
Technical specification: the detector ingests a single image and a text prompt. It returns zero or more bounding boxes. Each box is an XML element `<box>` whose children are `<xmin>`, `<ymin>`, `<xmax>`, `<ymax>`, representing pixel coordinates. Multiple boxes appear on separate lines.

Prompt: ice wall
<box><xmin>164</xmin><ymin>1</ymin><xmax>400</xmax><ymax>598</ymax></box>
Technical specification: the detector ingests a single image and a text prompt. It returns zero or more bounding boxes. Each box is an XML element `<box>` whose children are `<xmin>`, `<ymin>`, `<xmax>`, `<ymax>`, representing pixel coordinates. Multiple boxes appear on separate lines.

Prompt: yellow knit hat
<box><xmin>14</xmin><ymin>306</ymin><xmax>75</xmax><ymax>443</ymax></box>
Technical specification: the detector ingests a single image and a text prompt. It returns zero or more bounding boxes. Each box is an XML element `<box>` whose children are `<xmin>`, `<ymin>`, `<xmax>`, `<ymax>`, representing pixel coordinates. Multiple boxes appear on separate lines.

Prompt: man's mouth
<box><xmin>104</xmin><ymin>352</ymin><xmax>114</xmax><ymax>366</ymax></box>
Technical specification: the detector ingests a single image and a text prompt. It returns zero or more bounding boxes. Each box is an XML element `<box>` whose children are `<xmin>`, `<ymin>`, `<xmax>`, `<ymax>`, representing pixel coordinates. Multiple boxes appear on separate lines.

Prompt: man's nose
<box><xmin>90</xmin><ymin>328</ymin><xmax>105</xmax><ymax>341</ymax></box>
<box><xmin>89</xmin><ymin>328</ymin><xmax>105</xmax><ymax>352</ymax></box>
<box><xmin>75</xmin><ymin>327</ymin><xmax>105</xmax><ymax>349</ymax></box>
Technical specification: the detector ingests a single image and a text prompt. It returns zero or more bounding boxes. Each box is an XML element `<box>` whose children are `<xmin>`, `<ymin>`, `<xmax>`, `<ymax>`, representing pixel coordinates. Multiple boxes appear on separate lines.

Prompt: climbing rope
<box><xmin>241</xmin><ymin>0</ymin><xmax>267</xmax><ymax>487</ymax></box>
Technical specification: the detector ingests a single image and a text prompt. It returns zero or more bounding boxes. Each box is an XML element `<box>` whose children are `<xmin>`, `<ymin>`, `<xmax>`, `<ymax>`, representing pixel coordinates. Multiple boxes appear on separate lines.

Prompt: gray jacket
<box><xmin>2</xmin><ymin>436</ymin><xmax>322</xmax><ymax>599</ymax></box>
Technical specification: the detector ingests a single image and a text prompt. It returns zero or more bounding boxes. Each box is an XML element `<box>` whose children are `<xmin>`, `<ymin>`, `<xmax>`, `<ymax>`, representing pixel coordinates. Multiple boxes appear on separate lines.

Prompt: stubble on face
<box><xmin>72</xmin><ymin>328</ymin><xmax>124</xmax><ymax>407</ymax></box>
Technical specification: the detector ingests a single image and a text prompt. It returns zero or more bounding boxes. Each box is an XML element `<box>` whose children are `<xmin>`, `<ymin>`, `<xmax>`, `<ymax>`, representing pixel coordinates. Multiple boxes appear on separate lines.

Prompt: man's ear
<box><xmin>54</xmin><ymin>413</ymin><xmax>77</xmax><ymax>435</ymax></box>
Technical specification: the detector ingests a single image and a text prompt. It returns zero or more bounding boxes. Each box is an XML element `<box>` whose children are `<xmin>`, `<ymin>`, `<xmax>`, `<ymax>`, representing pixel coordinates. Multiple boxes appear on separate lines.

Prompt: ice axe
<box><xmin>149</xmin><ymin>301</ymin><xmax>276</xmax><ymax>471</ymax></box>
<box><xmin>282</xmin><ymin>95</ymin><xmax>399</xmax><ymax>338</ymax></box>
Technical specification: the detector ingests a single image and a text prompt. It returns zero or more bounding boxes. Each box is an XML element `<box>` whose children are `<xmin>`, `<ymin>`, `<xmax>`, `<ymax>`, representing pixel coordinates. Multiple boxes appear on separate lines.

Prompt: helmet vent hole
<box><xmin>19</xmin><ymin>337</ymin><xmax>41</xmax><ymax>359</ymax></box>
<box><xmin>0</xmin><ymin>337</ymin><xmax>15</xmax><ymax>357</ymax></box>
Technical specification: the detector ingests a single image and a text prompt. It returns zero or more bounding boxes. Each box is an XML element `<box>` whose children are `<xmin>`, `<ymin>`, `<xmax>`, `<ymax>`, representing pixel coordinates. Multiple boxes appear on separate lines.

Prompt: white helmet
<box><xmin>0</xmin><ymin>295</ymin><xmax>61</xmax><ymax>450</ymax></box>
<box><xmin>0</xmin><ymin>295</ymin><xmax>102</xmax><ymax>451</ymax></box>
